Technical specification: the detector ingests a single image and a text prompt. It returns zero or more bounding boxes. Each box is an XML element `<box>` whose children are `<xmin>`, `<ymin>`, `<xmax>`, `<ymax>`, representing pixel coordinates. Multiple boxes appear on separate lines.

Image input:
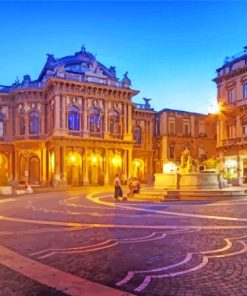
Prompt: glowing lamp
<box><xmin>70</xmin><ymin>155</ymin><xmax>76</xmax><ymax>163</ymax></box>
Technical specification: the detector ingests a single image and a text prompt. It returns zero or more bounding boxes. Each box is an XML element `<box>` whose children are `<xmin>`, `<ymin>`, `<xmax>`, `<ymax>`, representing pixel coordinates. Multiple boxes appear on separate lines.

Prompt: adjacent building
<box><xmin>214</xmin><ymin>46</ymin><xmax>247</xmax><ymax>183</ymax></box>
<box><xmin>0</xmin><ymin>46</ymin><xmax>215</xmax><ymax>187</ymax></box>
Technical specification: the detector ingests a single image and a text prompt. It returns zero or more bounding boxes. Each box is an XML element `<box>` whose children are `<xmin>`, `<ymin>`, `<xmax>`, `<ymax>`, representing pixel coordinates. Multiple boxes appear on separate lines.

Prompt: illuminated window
<box><xmin>89</xmin><ymin>108</ymin><xmax>100</xmax><ymax>132</ymax></box>
<box><xmin>242</xmin><ymin>120</ymin><xmax>247</xmax><ymax>135</ymax></box>
<box><xmin>0</xmin><ymin>113</ymin><xmax>3</xmax><ymax>137</ymax></box>
<box><xmin>29</xmin><ymin>111</ymin><xmax>39</xmax><ymax>134</ymax></box>
<box><xmin>199</xmin><ymin>146</ymin><xmax>205</xmax><ymax>157</ymax></box>
<box><xmin>68</xmin><ymin>105</ymin><xmax>80</xmax><ymax>131</ymax></box>
<box><xmin>243</xmin><ymin>83</ymin><xmax>247</xmax><ymax>99</ymax></box>
<box><xmin>133</xmin><ymin>126</ymin><xmax>141</xmax><ymax>144</ymax></box>
<box><xmin>183</xmin><ymin>122</ymin><xmax>190</xmax><ymax>137</ymax></box>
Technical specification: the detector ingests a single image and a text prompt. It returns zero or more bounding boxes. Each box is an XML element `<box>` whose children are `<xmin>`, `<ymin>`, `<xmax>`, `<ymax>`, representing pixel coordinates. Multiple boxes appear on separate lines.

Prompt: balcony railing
<box><xmin>222</xmin><ymin>138</ymin><xmax>236</xmax><ymax>146</ymax></box>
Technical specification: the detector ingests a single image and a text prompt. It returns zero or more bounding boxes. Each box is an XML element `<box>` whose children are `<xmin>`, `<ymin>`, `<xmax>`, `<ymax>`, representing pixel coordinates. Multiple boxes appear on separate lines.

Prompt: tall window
<box><xmin>183</xmin><ymin>123</ymin><xmax>190</xmax><ymax>136</ymax></box>
<box><xmin>68</xmin><ymin>105</ymin><xmax>80</xmax><ymax>131</ymax></box>
<box><xmin>89</xmin><ymin>108</ymin><xmax>100</xmax><ymax>132</ymax></box>
<box><xmin>133</xmin><ymin>126</ymin><xmax>142</xmax><ymax>144</ymax></box>
<box><xmin>0</xmin><ymin>113</ymin><xmax>3</xmax><ymax>137</ymax></box>
<box><xmin>228</xmin><ymin>89</ymin><xmax>235</xmax><ymax>103</ymax></box>
<box><xmin>168</xmin><ymin>121</ymin><xmax>175</xmax><ymax>135</ymax></box>
<box><xmin>109</xmin><ymin>110</ymin><xmax>120</xmax><ymax>134</ymax></box>
<box><xmin>243</xmin><ymin>83</ymin><xmax>247</xmax><ymax>99</ymax></box>
<box><xmin>169</xmin><ymin>144</ymin><xmax>175</xmax><ymax>159</ymax></box>
<box><xmin>29</xmin><ymin>111</ymin><xmax>39</xmax><ymax>134</ymax></box>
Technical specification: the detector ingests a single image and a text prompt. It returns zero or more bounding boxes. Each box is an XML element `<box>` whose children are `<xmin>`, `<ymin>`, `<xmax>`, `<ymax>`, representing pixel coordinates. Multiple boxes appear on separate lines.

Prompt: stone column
<box><xmin>83</xmin><ymin>98</ymin><xmax>88</xmax><ymax>137</ymax></box>
<box><xmin>61</xmin><ymin>96</ymin><xmax>66</xmax><ymax>130</ymax></box>
<box><xmin>104</xmin><ymin>149</ymin><xmax>109</xmax><ymax>185</ymax></box>
<box><xmin>61</xmin><ymin>145</ymin><xmax>67</xmax><ymax>182</ymax></box>
<box><xmin>54</xmin><ymin>145</ymin><xmax>61</xmax><ymax>185</ymax></box>
<box><xmin>54</xmin><ymin>95</ymin><xmax>60</xmax><ymax>130</ymax></box>
<box><xmin>41</xmin><ymin>147</ymin><xmax>47</xmax><ymax>186</ymax></box>
<box><xmin>190</xmin><ymin>116</ymin><xmax>195</xmax><ymax>137</ymax></box>
<box><xmin>83</xmin><ymin>148</ymin><xmax>89</xmax><ymax>185</ymax></box>
<box><xmin>14</xmin><ymin>150</ymin><xmax>19</xmax><ymax>181</ymax></box>
<box><xmin>127</xmin><ymin>148</ymin><xmax>132</xmax><ymax>179</ymax></box>
<box><xmin>104</xmin><ymin>101</ymin><xmax>109</xmax><ymax>139</ymax></box>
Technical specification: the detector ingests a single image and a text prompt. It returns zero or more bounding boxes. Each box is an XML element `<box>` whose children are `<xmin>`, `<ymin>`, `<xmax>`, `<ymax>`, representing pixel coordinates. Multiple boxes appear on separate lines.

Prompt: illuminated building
<box><xmin>154</xmin><ymin>109</ymin><xmax>216</xmax><ymax>173</ymax></box>
<box><xmin>0</xmin><ymin>46</ymin><xmax>215</xmax><ymax>187</ymax></box>
<box><xmin>213</xmin><ymin>46</ymin><xmax>247</xmax><ymax>183</ymax></box>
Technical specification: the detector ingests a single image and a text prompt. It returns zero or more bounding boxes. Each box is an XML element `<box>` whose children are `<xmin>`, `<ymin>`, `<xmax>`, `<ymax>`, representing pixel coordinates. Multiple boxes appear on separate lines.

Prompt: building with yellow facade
<box><xmin>0</xmin><ymin>46</ymin><xmax>216</xmax><ymax>187</ymax></box>
<box><xmin>214</xmin><ymin>46</ymin><xmax>247</xmax><ymax>183</ymax></box>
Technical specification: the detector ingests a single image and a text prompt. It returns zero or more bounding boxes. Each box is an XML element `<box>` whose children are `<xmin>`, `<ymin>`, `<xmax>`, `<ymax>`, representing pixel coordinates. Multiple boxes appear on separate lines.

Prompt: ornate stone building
<box><xmin>0</xmin><ymin>46</ymin><xmax>216</xmax><ymax>187</ymax></box>
<box><xmin>214</xmin><ymin>46</ymin><xmax>247</xmax><ymax>182</ymax></box>
<box><xmin>154</xmin><ymin>109</ymin><xmax>216</xmax><ymax>173</ymax></box>
<box><xmin>0</xmin><ymin>46</ymin><xmax>155</xmax><ymax>186</ymax></box>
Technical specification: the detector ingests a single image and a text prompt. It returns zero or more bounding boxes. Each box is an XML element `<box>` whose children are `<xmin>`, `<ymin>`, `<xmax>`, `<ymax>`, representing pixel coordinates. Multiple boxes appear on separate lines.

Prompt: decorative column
<box><xmin>83</xmin><ymin>148</ymin><xmax>89</xmax><ymax>185</ymax></box>
<box><xmin>61</xmin><ymin>96</ymin><xmax>66</xmax><ymax>130</ymax></box>
<box><xmin>61</xmin><ymin>145</ymin><xmax>67</xmax><ymax>182</ymax></box>
<box><xmin>124</xmin><ymin>104</ymin><xmax>132</xmax><ymax>140</ymax></box>
<box><xmin>41</xmin><ymin>147</ymin><xmax>47</xmax><ymax>186</ymax></box>
<box><xmin>54</xmin><ymin>145</ymin><xmax>61</xmax><ymax>186</ymax></box>
<box><xmin>127</xmin><ymin>148</ymin><xmax>132</xmax><ymax>179</ymax></box>
<box><xmin>54</xmin><ymin>94</ymin><xmax>60</xmax><ymax>130</ymax></box>
<box><xmin>104</xmin><ymin>149</ymin><xmax>109</xmax><ymax>185</ymax></box>
<box><xmin>14</xmin><ymin>149</ymin><xmax>19</xmax><ymax>181</ymax></box>
<box><xmin>104</xmin><ymin>101</ymin><xmax>109</xmax><ymax>139</ymax></box>
<box><xmin>83</xmin><ymin>98</ymin><xmax>88</xmax><ymax>137</ymax></box>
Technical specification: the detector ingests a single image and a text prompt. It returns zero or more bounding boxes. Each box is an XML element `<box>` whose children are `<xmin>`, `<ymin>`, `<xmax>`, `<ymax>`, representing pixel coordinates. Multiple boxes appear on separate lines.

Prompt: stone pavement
<box><xmin>0</xmin><ymin>188</ymin><xmax>246</xmax><ymax>295</ymax></box>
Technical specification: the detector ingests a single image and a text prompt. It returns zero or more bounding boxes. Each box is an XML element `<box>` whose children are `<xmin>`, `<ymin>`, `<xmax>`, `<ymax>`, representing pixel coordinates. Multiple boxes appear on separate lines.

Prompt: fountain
<box><xmin>154</xmin><ymin>148</ymin><xmax>220</xmax><ymax>190</ymax></box>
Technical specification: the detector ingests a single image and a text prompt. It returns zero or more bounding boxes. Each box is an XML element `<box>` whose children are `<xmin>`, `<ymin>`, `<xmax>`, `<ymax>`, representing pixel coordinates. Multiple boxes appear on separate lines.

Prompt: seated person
<box><xmin>132</xmin><ymin>178</ymin><xmax>141</xmax><ymax>193</ymax></box>
<box><xmin>24</xmin><ymin>182</ymin><xmax>33</xmax><ymax>193</ymax></box>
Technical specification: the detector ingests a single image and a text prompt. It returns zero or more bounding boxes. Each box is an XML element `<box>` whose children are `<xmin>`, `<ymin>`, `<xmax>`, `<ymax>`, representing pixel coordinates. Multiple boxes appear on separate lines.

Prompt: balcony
<box><xmin>68</xmin><ymin>131</ymin><xmax>82</xmax><ymax>137</ymax></box>
<box><xmin>134</xmin><ymin>103</ymin><xmax>154</xmax><ymax>111</ymax></box>
<box><xmin>222</xmin><ymin>138</ymin><xmax>236</xmax><ymax>146</ymax></box>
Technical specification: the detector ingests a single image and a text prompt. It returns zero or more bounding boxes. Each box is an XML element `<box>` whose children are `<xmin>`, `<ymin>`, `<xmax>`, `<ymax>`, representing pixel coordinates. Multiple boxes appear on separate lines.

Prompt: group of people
<box><xmin>114</xmin><ymin>174</ymin><xmax>140</xmax><ymax>201</ymax></box>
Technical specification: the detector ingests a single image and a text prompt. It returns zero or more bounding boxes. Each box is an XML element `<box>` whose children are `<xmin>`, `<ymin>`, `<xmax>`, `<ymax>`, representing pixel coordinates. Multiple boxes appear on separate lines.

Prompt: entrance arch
<box><xmin>29</xmin><ymin>156</ymin><xmax>40</xmax><ymax>185</ymax></box>
<box><xmin>0</xmin><ymin>153</ymin><xmax>8</xmax><ymax>185</ymax></box>
<box><xmin>67</xmin><ymin>152</ymin><xmax>83</xmax><ymax>186</ymax></box>
<box><xmin>88</xmin><ymin>153</ymin><xmax>104</xmax><ymax>185</ymax></box>
<box><xmin>132</xmin><ymin>159</ymin><xmax>144</xmax><ymax>181</ymax></box>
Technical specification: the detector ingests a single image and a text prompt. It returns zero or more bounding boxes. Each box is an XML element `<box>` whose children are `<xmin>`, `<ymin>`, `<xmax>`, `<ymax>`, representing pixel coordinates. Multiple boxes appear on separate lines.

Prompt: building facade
<box><xmin>154</xmin><ymin>109</ymin><xmax>217</xmax><ymax>173</ymax></box>
<box><xmin>0</xmin><ymin>46</ymin><xmax>216</xmax><ymax>187</ymax></box>
<box><xmin>214</xmin><ymin>46</ymin><xmax>247</xmax><ymax>183</ymax></box>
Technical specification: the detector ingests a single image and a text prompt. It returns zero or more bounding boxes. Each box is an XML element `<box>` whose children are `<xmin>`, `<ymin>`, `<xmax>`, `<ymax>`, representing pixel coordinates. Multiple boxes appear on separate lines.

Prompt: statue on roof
<box><xmin>121</xmin><ymin>71</ymin><xmax>131</xmax><ymax>88</ymax></box>
<box><xmin>81</xmin><ymin>44</ymin><xmax>86</xmax><ymax>53</ymax></box>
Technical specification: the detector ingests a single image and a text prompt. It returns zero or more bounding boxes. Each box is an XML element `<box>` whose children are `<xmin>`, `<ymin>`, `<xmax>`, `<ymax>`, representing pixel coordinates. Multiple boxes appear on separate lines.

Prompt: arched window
<box><xmin>0</xmin><ymin>113</ymin><xmax>4</xmax><ymax>137</ymax></box>
<box><xmin>20</xmin><ymin>113</ymin><xmax>25</xmax><ymax>135</ymax></box>
<box><xmin>29</xmin><ymin>111</ymin><xmax>39</xmax><ymax>134</ymax></box>
<box><xmin>89</xmin><ymin>108</ymin><xmax>100</xmax><ymax>132</ymax></box>
<box><xmin>68</xmin><ymin>105</ymin><xmax>80</xmax><ymax>131</ymax></box>
<box><xmin>133</xmin><ymin>126</ymin><xmax>142</xmax><ymax>145</ymax></box>
<box><xmin>109</xmin><ymin>110</ymin><xmax>120</xmax><ymax>134</ymax></box>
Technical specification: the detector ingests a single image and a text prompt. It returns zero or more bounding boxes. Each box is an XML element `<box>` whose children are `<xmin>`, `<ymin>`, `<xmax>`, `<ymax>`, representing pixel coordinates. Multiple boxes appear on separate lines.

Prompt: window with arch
<box><xmin>20</xmin><ymin>113</ymin><xmax>25</xmax><ymax>135</ymax></box>
<box><xmin>0</xmin><ymin>113</ymin><xmax>4</xmax><ymax>137</ymax></box>
<box><xmin>89</xmin><ymin>108</ymin><xmax>101</xmax><ymax>132</ymax></box>
<box><xmin>29</xmin><ymin>111</ymin><xmax>39</xmax><ymax>134</ymax></box>
<box><xmin>133</xmin><ymin>126</ymin><xmax>142</xmax><ymax>145</ymax></box>
<box><xmin>68</xmin><ymin>105</ymin><xmax>80</xmax><ymax>131</ymax></box>
<box><xmin>109</xmin><ymin>110</ymin><xmax>120</xmax><ymax>134</ymax></box>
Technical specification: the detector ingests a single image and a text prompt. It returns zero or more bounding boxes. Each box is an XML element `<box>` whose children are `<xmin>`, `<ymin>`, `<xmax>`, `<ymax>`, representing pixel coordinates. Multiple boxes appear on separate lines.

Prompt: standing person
<box><xmin>114</xmin><ymin>174</ymin><xmax>123</xmax><ymax>201</ymax></box>
<box><xmin>127</xmin><ymin>177</ymin><xmax>134</xmax><ymax>198</ymax></box>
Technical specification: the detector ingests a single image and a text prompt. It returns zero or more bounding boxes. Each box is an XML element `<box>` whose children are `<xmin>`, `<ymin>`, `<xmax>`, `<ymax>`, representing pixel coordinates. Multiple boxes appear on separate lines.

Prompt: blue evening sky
<box><xmin>0</xmin><ymin>1</ymin><xmax>247</xmax><ymax>113</ymax></box>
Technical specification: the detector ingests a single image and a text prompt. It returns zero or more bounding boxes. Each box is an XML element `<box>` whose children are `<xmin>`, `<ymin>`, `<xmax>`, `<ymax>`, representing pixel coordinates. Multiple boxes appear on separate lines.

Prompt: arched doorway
<box><xmin>0</xmin><ymin>153</ymin><xmax>8</xmax><ymax>185</ymax></box>
<box><xmin>88</xmin><ymin>153</ymin><xmax>104</xmax><ymax>185</ymax></box>
<box><xmin>67</xmin><ymin>152</ymin><xmax>83</xmax><ymax>186</ymax></box>
<box><xmin>29</xmin><ymin>156</ymin><xmax>40</xmax><ymax>185</ymax></box>
<box><xmin>109</xmin><ymin>154</ymin><xmax>122</xmax><ymax>184</ymax></box>
<box><xmin>132</xmin><ymin>159</ymin><xmax>144</xmax><ymax>182</ymax></box>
